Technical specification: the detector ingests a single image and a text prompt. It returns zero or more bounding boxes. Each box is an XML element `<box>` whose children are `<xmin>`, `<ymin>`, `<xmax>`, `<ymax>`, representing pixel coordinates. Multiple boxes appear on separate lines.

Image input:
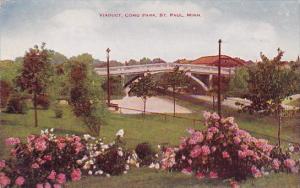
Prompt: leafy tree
<box><xmin>101</xmin><ymin>76</ymin><xmax>125</xmax><ymax>99</ymax></box>
<box><xmin>227</xmin><ymin>67</ymin><xmax>249</xmax><ymax>98</ymax></box>
<box><xmin>128</xmin><ymin>73</ymin><xmax>157</xmax><ymax>115</ymax></box>
<box><xmin>242</xmin><ymin>49</ymin><xmax>298</xmax><ymax>147</ymax></box>
<box><xmin>68</xmin><ymin>59</ymin><xmax>105</xmax><ymax>136</ymax></box>
<box><xmin>160</xmin><ymin>66</ymin><xmax>188</xmax><ymax>116</ymax></box>
<box><xmin>139</xmin><ymin>57</ymin><xmax>151</xmax><ymax>65</ymax></box>
<box><xmin>16</xmin><ymin>43</ymin><xmax>52</xmax><ymax>127</ymax></box>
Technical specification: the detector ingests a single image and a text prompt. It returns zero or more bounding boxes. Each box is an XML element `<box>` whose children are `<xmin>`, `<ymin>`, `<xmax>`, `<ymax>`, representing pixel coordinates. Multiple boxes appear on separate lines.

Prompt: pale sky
<box><xmin>0</xmin><ymin>0</ymin><xmax>299</xmax><ymax>62</ymax></box>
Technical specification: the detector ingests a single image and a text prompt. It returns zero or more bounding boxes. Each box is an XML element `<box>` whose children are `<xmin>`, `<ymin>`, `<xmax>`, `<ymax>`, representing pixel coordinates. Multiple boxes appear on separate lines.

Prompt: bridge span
<box><xmin>94</xmin><ymin>63</ymin><xmax>235</xmax><ymax>92</ymax></box>
<box><xmin>95</xmin><ymin>63</ymin><xmax>235</xmax><ymax>76</ymax></box>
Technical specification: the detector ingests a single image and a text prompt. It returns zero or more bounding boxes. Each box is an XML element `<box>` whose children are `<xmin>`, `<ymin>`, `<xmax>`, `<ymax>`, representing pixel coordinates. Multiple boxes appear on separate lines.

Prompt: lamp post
<box><xmin>217</xmin><ymin>39</ymin><xmax>222</xmax><ymax>117</ymax></box>
<box><xmin>106</xmin><ymin>48</ymin><xmax>111</xmax><ymax>107</ymax></box>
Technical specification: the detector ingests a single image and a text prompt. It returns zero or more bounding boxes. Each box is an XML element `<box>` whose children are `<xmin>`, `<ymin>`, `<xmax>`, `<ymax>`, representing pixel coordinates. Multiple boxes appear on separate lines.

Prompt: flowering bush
<box><xmin>78</xmin><ymin>131</ymin><xmax>136</xmax><ymax>177</ymax></box>
<box><xmin>0</xmin><ymin>129</ymin><xmax>86</xmax><ymax>187</ymax></box>
<box><xmin>135</xmin><ymin>142</ymin><xmax>156</xmax><ymax>166</ymax></box>
<box><xmin>160</xmin><ymin>111</ymin><xmax>299</xmax><ymax>181</ymax></box>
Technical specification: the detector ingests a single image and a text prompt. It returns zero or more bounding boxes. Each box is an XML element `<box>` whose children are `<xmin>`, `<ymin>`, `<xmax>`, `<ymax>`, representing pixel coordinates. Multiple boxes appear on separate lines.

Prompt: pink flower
<box><xmin>190</xmin><ymin>145</ymin><xmax>202</xmax><ymax>158</ymax></box>
<box><xmin>208</xmin><ymin>127</ymin><xmax>219</xmax><ymax>134</ymax></box>
<box><xmin>31</xmin><ymin>163</ymin><xmax>40</xmax><ymax>169</ymax></box>
<box><xmin>57</xmin><ymin>142</ymin><xmax>66</xmax><ymax>150</ymax></box>
<box><xmin>203</xmin><ymin>111</ymin><xmax>211</xmax><ymax>120</ymax></box>
<box><xmin>251</xmin><ymin>166</ymin><xmax>262</xmax><ymax>178</ymax></box>
<box><xmin>74</xmin><ymin>142</ymin><xmax>84</xmax><ymax>154</ymax></box>
<box><xmin>48</xmin><ymin>170</ymin><xmax>56</xmax><ymax>180</ymax></box>
<box><xmin>27</xmin><ymin>135</ymin><xmax>36</xmax><ymax>143</ymax></box>
<box><xmin>222</xmin><ymin>151</ymin><xmax>230</xmax><ymax>159</ymax></box>
<box><xmin>201</xmin><ymin>145</ymin><xmax>210</xmax><ymax>156</ymax></box>
<box><xmin>56</xmin><ymin>173</ymin><xmax>66</xmax><ymax>184</ymax></box>
<box><xmin>206</xmin><ymin>132</ymin><xmax>213</xmax><ymax>140</ymax></box>
<box><xmin>187</xmin><ymin>128</ymin><xmax>195</xmax><ymax>134</ymax></box>
<box><xmin>209</xmin><ymin>171</ymin><xmax>218</xmax><ymax>179</ymax></box>
<box><xmin>188</xmin><ymin>132</ymin><xmax>204</xmax><ymax>145</ymax></box>
<box><xmin>272</xmin><ymin>159</ymin><xmax>281</xmax><ymax>170</ymax></box>
<box><xmin>230</xmin><ymin>180</ymin><xmax>240</xmax><ymax>188</ymax></box>
<box><xmin>72</xmin><ymin>135</ymin><xmax>81</xmax><ymax>142</ymax></box>
<box><xmin>0</xmin><ymin>173</ymin><xmax>11</xmax><ymax>187</ymax></box>
<box><xmin>71</xmin><ymin>168</ymin><xmax>81</xmax><ymax>181</ymax></box>
<box><xmin>284</xmin><ymin>159</ymin><xmax>296</xmax><ymax>169</ymax></box>
<box><xmin>5</xmin><ymin>137</ymin><xmax>20</xmax><ymax>146</ymax></box>
<box><xmin>195</xmin><ymin>172</ymin><xmax>205</xmax><ymax>179</ymax></box>
<box><xmin>181</xmin><ymin>167</ymin><xmax>192</xmax><ymax>175</ymax></box>
<box><xmin>34</xmin><ymin>137</ymin><xmax>47</xmax><ymax>152</ymax></box>
<box><xmin>211</xmin><ymin>113</ymin><xmax>219</xmax><ymax>120</ymax></box>
<box><xmin>238</xmin><ymin>150</ymin><xmax>246</xmax><ymax>159</ymax></box>
<box><xmin>0</xmin><ymin>160</ymin><xmax>5</xmax><ymax>169</ymax></box>
<box><xmin>15</xmin><ymin>176</ymin><xmax>25</xmax><ymax>186</ymax></box>
<box><xmin>244</xmin><ymin>149</ymin><xmax>254</xmax><ymax>157</ymax></box>
<box><xmin>211</xmin><ymin>146</ymin><xmax>216</xmax><ymax>153</ymax></box>
<box><xmin>233</xmin><ymin>137</ymin><xmax>241</xmax><ymax>144</ymax></box>
<box><xmin>54</xmin><ymin>184</ymin><xmax>62</xmax><ymax>188</ymax></box>
<box><xmin>43</xmin><ymin>155</ymin><xmax>52</xmax><ymax>161</ymax></box>
<box><xmin>44</xmin><ymin>182</ymin><xmax>51</xmax><ymax>188</ymax></box>
<box><xmin>36</xmin><ymin>183</ymin><xmax>43</xmax><ymax>188</ymax></box>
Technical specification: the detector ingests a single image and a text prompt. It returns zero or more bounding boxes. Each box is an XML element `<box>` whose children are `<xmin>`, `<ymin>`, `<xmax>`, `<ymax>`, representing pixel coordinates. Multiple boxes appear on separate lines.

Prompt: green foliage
<box><xmin>129</xmin><ymin>73</ymin><xmax>157</xmax><ymax>113</ymax></box>
<box><xmin>68</xmin><ymin>57</ymin><xmax>106</xmax><ymax>136</ymax></box>
<box><xmin>227</xmin><ymin>67</ymin><xmax>249</xmax><ymax>97</ymax></box>
<box><xmin>243</xmin><ymin>49</ymin><xmax>298</xmax><ymax>114</ymax></box>
<box><xmin>15</xmin><ymin>43</ymin><xmax>53</xmax><ymax>127</ymax></box>
<box><xmin>5</xmin><ymin>93</ymin><xmax>28</xmax><ymax>114</ymax></box>
<box><xmin>54</xmin><ymin>106</ymin><xmax>63</xmax><ymax>118</ymax></box>
<box><xmin>101</xmin><ymin>76</ymin><xmax>125</xmax><ymax>99</ymax></box>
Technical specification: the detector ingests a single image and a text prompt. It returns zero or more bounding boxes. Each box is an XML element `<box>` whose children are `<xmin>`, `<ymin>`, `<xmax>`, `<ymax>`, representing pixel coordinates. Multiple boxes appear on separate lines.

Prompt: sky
<box><xmin>0</xmin><ymin>0</ymin><xmax>299</xmax><ymax>62</ymax></box>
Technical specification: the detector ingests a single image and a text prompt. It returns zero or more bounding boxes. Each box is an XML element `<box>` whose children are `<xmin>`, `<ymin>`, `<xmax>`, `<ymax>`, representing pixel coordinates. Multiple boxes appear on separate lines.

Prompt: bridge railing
<box><xmin>95</xmin><ymin>63</ymin><xmax>235</xmax><ymax>76</ymax></box>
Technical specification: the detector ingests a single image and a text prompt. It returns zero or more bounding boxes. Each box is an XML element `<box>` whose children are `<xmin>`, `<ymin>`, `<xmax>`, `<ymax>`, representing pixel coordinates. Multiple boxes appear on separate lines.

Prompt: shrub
<box><xmin>135</xmin><ymin>143</ymin><xmax>156</xmax><ymax>166</ymax></box>
<box><xmin>0</xmin><ymin>80</ymin><xmax>12</xmax><ymax>108</ymax></box>
<box><xmin>35</xmin><ymin>94</ymin><xmax>50</xmax><ymax>109</ymax></box>
<box><xmin>0</xmin><ymin>129</ymin><xmax>86</xmax><ymax>187</ymax></box>
<box><xmin>160</xmin><ymin>112</ymin><xmax>299</xmax><ymax>182</ymax></box>
<box><xmin>5</xmin><ymin>94</ymin><xmax>27</xmax><ymax>114</ymax></box>
<box><xmin>79</xmin><ymin>130</ymin><xmax>138</xmax><ymax>177</ymax></box>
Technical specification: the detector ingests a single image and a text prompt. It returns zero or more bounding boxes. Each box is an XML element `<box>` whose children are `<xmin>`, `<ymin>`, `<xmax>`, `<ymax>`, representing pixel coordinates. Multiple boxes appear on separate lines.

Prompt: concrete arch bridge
<box><xmin>95</xmin><ymin>63</ymin><xmax>235</xmax><ymax>92</ymax></box>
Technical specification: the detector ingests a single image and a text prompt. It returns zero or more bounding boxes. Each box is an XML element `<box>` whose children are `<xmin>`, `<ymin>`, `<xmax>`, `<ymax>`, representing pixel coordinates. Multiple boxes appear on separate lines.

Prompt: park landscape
<box><xmin>0</xmin><ymin>43</ymin><xmax>300</xmax><ymax>188</ymax></box>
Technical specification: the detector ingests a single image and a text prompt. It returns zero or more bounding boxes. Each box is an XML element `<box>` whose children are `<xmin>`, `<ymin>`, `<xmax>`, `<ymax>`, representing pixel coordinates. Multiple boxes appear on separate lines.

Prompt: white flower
<box><xmin>50</xmin><ymin>128</ymin><xmax>54</xmax><ymax>132</ymax></box>
<box><xmin>102</xmin><ymin>145</ymin><xmax>109</xmax><ymax>149</ymax></box>
<box><xmin>125</xmin><ymin>164</ymin><xmax>129</xmax><ymax>170</ymax></box>
<box><xmin>83</xmin><ymin>134</ymin><xmax>91</xmax><ymax>140</ymax></box>
<box><xmin>149</xmin><ymin>163</ymin><xmax>155</xmax><ymax>168</ymax></box>
<box><xmin>76</xmin><ymin>160</ymin><xmax>82</xmax><ymax>165</ymax></box>
<box><xmin>98</xmin><ymin>170</ymin><xmax>103</xmax><ymax>175</ymax></box>
<box><xmin>88</xmin><ymin>170</ymin><xmax>93</xmax><ymax>175</ymax></box>
<box><xmin>155</xmin><ymin>163</ymin><xmax>160</xmax><ymax>169</ymax></box>
<box><xmin>136</xmin><ymin>163</ymin><xmax>140</xmax><ymax>168</ymax></box>
<box><xmin>118</xmin><ymin>150</ymin><xmax>124</xmax><ymax>157</ymax></box>
<box><xmin>116</xmin><ymin>129</ymin><xmax>124</xmax><ymax>137</ymax></box>
<box><xmin>106</xmin><ymin>174</ymin><xmax>110</xmax><ymax>177</ymax></box>
<box><xmin>123</xmin><ymin>171</ymin><xmax>127</xmax><ymax>174</ymax></box>
<box><xmin>289</xmin><ymin>146</ymin><xmax>294</xmax><ymax>152</ymax></box>
<box><xmin>157</xmin><ymin>145</ymin><xmax>161</xmax><ymax>149</ymax></box>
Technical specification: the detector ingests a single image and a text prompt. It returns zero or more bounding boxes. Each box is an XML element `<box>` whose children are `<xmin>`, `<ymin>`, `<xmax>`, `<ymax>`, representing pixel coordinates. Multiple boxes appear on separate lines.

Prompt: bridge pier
<box><xmin>208</xmin><ymin>74</ymin><xmax>213</xmax><ymax>90</ymax></box>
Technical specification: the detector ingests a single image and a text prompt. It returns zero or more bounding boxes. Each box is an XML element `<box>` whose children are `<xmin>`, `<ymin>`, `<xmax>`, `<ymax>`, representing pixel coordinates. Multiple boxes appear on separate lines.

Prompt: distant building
<box><xmin>179</xmin><ymin>55</ymin><xmax>248</xmax><ymax>68</ymax></box>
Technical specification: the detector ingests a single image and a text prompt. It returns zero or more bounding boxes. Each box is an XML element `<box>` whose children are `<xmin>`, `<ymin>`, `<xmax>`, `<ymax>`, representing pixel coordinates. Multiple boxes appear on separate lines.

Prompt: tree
<box><xmin>128</xmin><ymin>73</ymin><xmax>157</xmax><ymax>115</ymax></box>
<box><xmin>16</xmin><ymin>43</ymin><xmax>52</xmax><ymax>127</ymax></box>
<box><xmin>101</xmin><ymin>76</ymin><xmax>125</xmax><ymax>99</ymax></box>
<box><xmin>242</xmin><ymin>49</ymin><xmax>298</xmax><ymax>147</ymax></box>
<box><xmin>68</xmin><ymin>59</ymin><xmax>105</xmax><ymax>136</ymax></box>
<box><xmin>160</xmin><ymin>66</ymin><xmax>188</xmax><ymax>116</ymax></box>
<box><xmin>227</xmin><ymin>67</ymin><xmax>249</xmax><ymax>98</ymax></box>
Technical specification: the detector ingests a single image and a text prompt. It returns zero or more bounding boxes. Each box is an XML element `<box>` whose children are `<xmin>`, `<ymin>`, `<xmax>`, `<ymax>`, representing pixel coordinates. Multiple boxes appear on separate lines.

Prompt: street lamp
<box><xmin>217</xmin><ymin>39</ymin><xmax>222</xmax><ymax>117</ymax></box>
<box><xmin>106</xmin><ymin>48</ymin><xmax>111</xmax><ymax>107</ymax></box>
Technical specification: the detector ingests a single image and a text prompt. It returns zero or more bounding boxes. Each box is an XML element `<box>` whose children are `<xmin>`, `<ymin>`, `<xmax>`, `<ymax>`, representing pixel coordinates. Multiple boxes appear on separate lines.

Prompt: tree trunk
<box><xmin>212</xmin><ymin>95</ymin><xmax>215</xmax><ymax>111</ymax></box>
<box><xmin>277</xmin><ymin>105</ymin><xmax>281</xmax><ymax>148</ymax></box>
<box><xmin>143</xmin><ymin>99</ymin><xmax>146</xmax><ymax>118</ymax></box>
<box><xmin>173</xmin><ymin>86</ymin><xmax>176</xmax><ymax>117</ymax></box>
<box><xmin>34</xmin><ymin>92</ymin><xmax>38</xmax><ymax>127</ymax></box>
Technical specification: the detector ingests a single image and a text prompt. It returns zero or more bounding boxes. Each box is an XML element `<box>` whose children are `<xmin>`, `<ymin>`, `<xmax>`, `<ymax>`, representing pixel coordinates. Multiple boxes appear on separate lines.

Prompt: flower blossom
<box><xmin>47</xmin><ymin>170</ymin><xmax>56</xmax><ymax>180</ymax></box>
<box><xmin>34</xmin><ymin>137</ymin><xmax>47</xmax><ymax>152</ymax></box>
<box><xmin>56</xmin><ymin>173</ymin><xmax>66</xmax><ymax>184</ymax></box>
<box><xmin>190</xmin><ymin>145</ymin><xmax>202</xmax><ymax>158</ymax></box>
<box><xmin>209</xmin><ymin>171</ymin><xmax>218</xmax><ymax>179</ymax></box>
<box><xmin>5</xmin><ymin>137</ymin><xmax>20</xmax><ymax>146</ymax></box>
<box><xmin>0</xmin><ymin>173</ymin><xmax>11</xmax><ymax>187</ymax></box>
<box><xmin>272</xmin><ymin>159</ymin><xmax>281</xmax><ymax>170</ymax></box>
<box><xmin>195</xmin><ymin>172</ymin><xmax>205</xmax><ymax>179</ymax></box>
<box><xmin>181</xmin><ymin>167</ymin><xmax>192</xmax><ymax>175</ymax></box>
<box><xmin>0</xmin><ymin>160</ymin><xmax>5</xmax><ymax>169</ymax></box>
<box><xmin>251</xmin><ymin>166</ymin><xmax>262</xmax><ymax>178</ymax></box>
<box><xmin>201</xmin><ymin>145</ymin><xmax>211</xmax><ymax>156</ymax></box>
<box><xmin>71</xmin><ymin>168</ymin><xmax>81</xmax><ymax>181</ymax></box>
<box><xmin>15</xmin><ymin>176</ymin><xmax>25</xmax><ymax>186</ymax></box>
<box><xmin>222</xmin><ymin>151</ymin><xmax>230</xmax><ymax>159</ymax></box>
<box><xmin>116</xmin><ymin>129</ymin><xmax>124</xmax><ymax>137</ymax></box>
<box><xmin>284</xmin><ymin>159</ymin><xmax>295</xmax><ymax>169</ymax></box>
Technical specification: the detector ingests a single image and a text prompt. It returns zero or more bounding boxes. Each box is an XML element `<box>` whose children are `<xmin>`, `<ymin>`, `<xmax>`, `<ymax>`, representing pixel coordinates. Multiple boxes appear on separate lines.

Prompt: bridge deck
<box><xmin>95</xmin><ymin>63</ymin><xmax>235</xmax><ymax>76</ymax></box>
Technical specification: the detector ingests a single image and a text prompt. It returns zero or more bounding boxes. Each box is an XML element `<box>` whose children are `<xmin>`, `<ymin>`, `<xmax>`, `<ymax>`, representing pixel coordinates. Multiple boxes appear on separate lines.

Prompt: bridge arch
<box><xmin>123</xmin><ymin>71</ymin><xmax>210</xmax><ymax>92</ymax></box>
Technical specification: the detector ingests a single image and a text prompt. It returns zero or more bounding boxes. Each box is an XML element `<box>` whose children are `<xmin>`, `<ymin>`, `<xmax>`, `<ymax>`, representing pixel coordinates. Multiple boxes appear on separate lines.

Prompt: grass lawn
<box><xmin>0</xmin><ymin>100</ymin><xmax>300</xmax><ymax>187</ymax></box>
